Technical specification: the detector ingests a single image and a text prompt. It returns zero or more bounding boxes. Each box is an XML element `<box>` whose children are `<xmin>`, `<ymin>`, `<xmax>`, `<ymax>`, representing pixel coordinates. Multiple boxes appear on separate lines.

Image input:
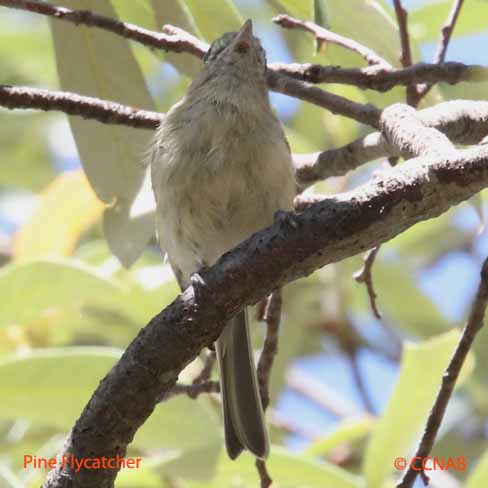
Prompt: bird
<box><xmin>149</xmin><ymin>19</ymin><xmax>295</xmax><ymax>460</ymax></box>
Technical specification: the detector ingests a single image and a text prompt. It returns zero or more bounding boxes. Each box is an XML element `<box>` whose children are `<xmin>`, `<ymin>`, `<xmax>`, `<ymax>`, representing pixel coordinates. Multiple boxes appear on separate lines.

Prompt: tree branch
<box><xmin>295</xmin><ymin>100</ymin><xmax>488</xmax><ymax>187</ymax></box>
<box><xmin>397</xmin><ymin>255</ymin><xmax>488</xmax><ymax>488</ymax></box>
<box><xmin>392</xmin><ymin>0</ymin><xmax>412</xmax><ymax>69</ymax></box>
<box><xmin>159</xmin><ymin>380</ymin><xmax>220</xmax><ymax>401</ymax></box>
<box><xmin>392</xmin><ymin>0</ymin><xmax>418</xmax><ymax>106</ymax></box>
<box><xmin>0</xmin><ymin>85</ymin><xmax>162</xmax><ymax>129</ymax></box>
<box><xmin>269</xmin><ymin>61</ymin><xmax>488</xmax><ymax>91</ymax></box>
<box><xmin>2</xmin><ymin>0</ymin><xmax>485</xmax><ymax>132</ymax></box>
<box><xmin>353</xmin><ymin>246</ymin><xmax>382</xmax><ymax>320</ymax></box>
<box><xmin>435</xmin><ymin>0</ymin><xmax>465</xmax><ymax>64</ymax></box>
<box><xmin>273</xmin><ymin>14</ymin><xmax>391</xmax><ymax>67</ymax></box>
<box><xmin>266</xmin><ymin>71</ymin><xmax>381</xmax><ymax>128</ymax></box>
<box><xmin>413</xmin><ymin>0</ymin><xmax>466</xmax><ymax>105</ymax></box>
<box><xmin>255</xmin><ymin>291</ymin><xmax>282</xmax><ymax>487</ymax></box>
<box><xmin>257</xmin><ymin>291</ymin><xmax>282</xmax><ymax>411</ymax></box>
<box><xmin>42</xmin><ymin>137</ymin><xmax>488</xmax><ymax>486</ymax></box>
<box><xmin>0</xmin><ymin>0</ymin><xmax>208</xmax><ymax>57</ymax></box>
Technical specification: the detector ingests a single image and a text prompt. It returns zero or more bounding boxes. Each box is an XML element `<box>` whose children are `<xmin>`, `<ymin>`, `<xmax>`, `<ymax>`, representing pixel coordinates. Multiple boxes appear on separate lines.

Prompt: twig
<box><xmin>273</xmin><ymin>14</ymin><xmax>391</xmax><ymax>67</ymax></box>
<box><xmin>0</xmin><ymin>0</ymin><xmax>208</xmax><ymax>57</ymax></box>
<box><xmin>159</xmin><ymin>381</ymin><xmax>220</xmax><ymax>402</ymax></box>
<box><xmin>266</xmin><ymin>71</ymin><xmax>381</xmax><ymax>128</ymax></box>
<box><xmin>347</xmin><ymin>350</ymin><xmax>375</xmax><ymax>414</ymax></box>
<box><xmin>397</xmin><ymin>256</ymin><xmax>488</xmax><ymax>488</ymax></box>
<box><xmin>192</xmin><ymin>350</ymin><xmax>216</xmax><ymax>385</ymax></box>
<box><xmin>287</xmin><ymin>367</ymin><xmax>360</xmax><ymax>418</ymax></box>
<box><xmin>353</xmin><ymin>246</ymin><xmax>382</xmax><ymax>320</ymax></box>
<box><xmin>257</xmin><ymin>291</ymin><xmax>282</xmax><ymax>411</ymax></box>
<box><xmin>0</xmin><ymin>85</ymin><xmax>162</xmax><ymax>129</ymax></box>
<box><xmin>392</xmin><ymin>0</ymin><xmax>417</xmax><ymax>106</ymax></box>
<box><xmin>256</xmin><ymin>459</ymin><xmax>272</xmax><ymax>488</ymax></box>
<box><xmin>413</xmin><ymin>0</ymin><xmax>466</xmax><ymax>105</ymax></box>
<box><xmin>255</xmin><ymin>291</ymin><xmax>283</xmax><ymax>487</ymax></box>
<box><xmin>435</xmin><ymin>0</ymin><xmax>466</xmax><ymax>64</ymax></box>
<box><xmin>269</xmin><ymin>62</ymin><xmax>488</xmax><ymax>91</ymax></box>
<box><xmin>392</xmin><ymin>1</ymin><xmax>412</xmax><ymax>69</ymax></box>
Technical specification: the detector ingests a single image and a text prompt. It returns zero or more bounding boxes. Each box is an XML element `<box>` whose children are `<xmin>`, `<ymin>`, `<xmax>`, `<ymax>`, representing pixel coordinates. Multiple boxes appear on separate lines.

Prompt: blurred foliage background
<box><xmin>1</xmin><ymin>0</ymin><xmax>488</xmax><ymax>487</ymax></box>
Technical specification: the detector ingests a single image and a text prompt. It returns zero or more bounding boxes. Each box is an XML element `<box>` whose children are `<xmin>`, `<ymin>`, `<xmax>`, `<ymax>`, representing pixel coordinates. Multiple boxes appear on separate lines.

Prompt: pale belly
<box><xmin>154</xmin><ymin>145</ymin><xmax>295</xmax><ymax>286</ymax></box>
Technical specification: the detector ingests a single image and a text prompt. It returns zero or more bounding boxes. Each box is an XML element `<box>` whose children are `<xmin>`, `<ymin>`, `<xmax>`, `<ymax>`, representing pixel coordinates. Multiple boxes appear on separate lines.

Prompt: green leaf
<box><xmin>467</xmin><ymin>449</ymin><xmax>488</xmax><ymax>488</ymax></box>
<box><xmin>363</xmin><ymin>330</ymin><xmax>474</xmax><ymax>488</ymax></box>
<box><xmin>306</xmin><ymin>416</ymin><xmax>375</xmax><ymax>457</ymax></box>
<box><xmin>0</xmin><ymin>113</ymin><xmax>54</xmax><ymax>191</ymax></box>
<box><xmin>0</xmin><ymin>463</ymin><xmax>23</xmax><ymax>488</ymax></box>
<box><xmin>150</xmin><ymin>0</ymin><xmax>203</xmax><ymax>77</ymax></box>
<box><xmin>269</xmin><ymin>0</ymin><xmax>313</xmax><ymax>19</ymax></box>
<box><xmin>387</xmin><ymin>211</ymin><xmax>461</xmax><ymax>266</ymax></box>
<box><xmin>352</xmin><ymin>260</ymin><xmax>451</xmax><ymax>337</ymax></box>
<box><xmin>179</xmin><ymin>0</ymin><xmax>243</xmax><ymax>41</ymax></box>
<box><xmin>187</xmin><ymin>446</ymin><xmax>362</xmax><ymax>487</ymax></box>
<box><xmin>0</xmin><ymin>347</ymin><xmax>222</xmax><ymax>476</ymax></box>
<box><xmin>49</xmin><ymin>0</ymin><xmax>157</xmax><ymax>266</ymax></box>
<box><xmin>268</xmin><ymin>277</ymin><xmax>328</xmax><ymax>404</ymax></box>
<box><xmin>13</xmin><ymin>171</ymin><xmax>104</xmax><ymax>260</ymax></box>
<box><xmin>277</xmin><ymin>0</ymin><xmax>399</xmax><ymax>67</ymax></box>
<box><xmin>0</xmin><ymin>347</ymin><xmax>121</xmax><ymax>428</ymax></box>
<box><xmin>0</xmin><ymin>259</ymin><xmax>125</xmax><ymax>328</ymax></box>
<box><xmin>410</xmin><ymin>0</ymin><xmax>488</xmax><ymax>43</ymax></box>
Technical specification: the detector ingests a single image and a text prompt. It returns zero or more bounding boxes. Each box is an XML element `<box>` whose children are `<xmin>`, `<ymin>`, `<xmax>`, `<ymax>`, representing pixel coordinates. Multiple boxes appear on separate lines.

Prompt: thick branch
<box><xmin>397</xmin><ymin>256</ymin><xmax>488</xmax><ymax>488</ymax></box>
<box><xmin>295</xmin><ymin>100</ymin><xmax>488</xmax><ymax>186</ymax></box>
<box><xmin>0</xmin><ymin>85</ymin><xmax>162</xmax><ymax>129</ymax></box>
<box><xmin>273</xmin><ymin>14</ymin><xmax>391</xmax><ymax>67</ymax></box>
<box><xmin>43</xmin><ymin>142</ymin><xmax>488</xmax><ymax>487</ymax></box>
<box><xmin>380</xmin><ymin>103</ymin><xmax>455</xmax><ymax>158</ymax></box>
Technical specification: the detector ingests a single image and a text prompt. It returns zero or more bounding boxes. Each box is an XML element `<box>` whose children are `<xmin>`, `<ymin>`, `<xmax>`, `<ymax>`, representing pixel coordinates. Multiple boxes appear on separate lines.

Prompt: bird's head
<box><xmin>203</xmin><ymin>20</ymin><xmax>267</xmax><ymax>80</ymax></box>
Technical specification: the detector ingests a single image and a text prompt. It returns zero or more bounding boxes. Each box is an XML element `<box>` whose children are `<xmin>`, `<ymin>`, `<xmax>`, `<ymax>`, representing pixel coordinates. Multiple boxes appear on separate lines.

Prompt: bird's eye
<box><xmin>235</xmin><ymin>43</ymin><xmax>249</xmax><ymax>54</ymax></box>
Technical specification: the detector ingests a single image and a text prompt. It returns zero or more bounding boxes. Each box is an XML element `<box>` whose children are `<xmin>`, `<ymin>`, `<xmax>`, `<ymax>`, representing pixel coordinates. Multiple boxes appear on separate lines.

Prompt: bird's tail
<box><xmin>216</xmin><ymin>308</ymin><xmax>269</xmax><ymax>459</ymax></box>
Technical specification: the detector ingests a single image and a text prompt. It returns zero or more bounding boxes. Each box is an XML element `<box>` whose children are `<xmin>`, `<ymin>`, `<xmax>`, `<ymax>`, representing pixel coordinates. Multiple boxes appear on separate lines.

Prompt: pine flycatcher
<box><xmin>150</xmin><ymin>19</ymin><xmax>295</xmax><ymax>459</ymax></box>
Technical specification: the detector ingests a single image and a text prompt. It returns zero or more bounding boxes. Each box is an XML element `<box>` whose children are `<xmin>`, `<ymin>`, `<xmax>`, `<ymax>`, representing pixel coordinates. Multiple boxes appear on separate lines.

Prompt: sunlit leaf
<box><xmin>351</xmin><ymin>260</ymin><xmax>451</xmax><ymax>337</ymax></box>
<box><xmin>0</xmin><ymin>259</ymin><xmax>125</xmax><ymax>328</ymax></box>
<box><xmin>410</xmin><ymin>0</ymin><xmax>488</xmax><ymax>43</ymax></box>
<box><xmin>13</xmin><ymin>171</ymin><xmax>104</xmax><ymax>260</ymax></box>
<box><xmin>150</xmin><ymin>0</ymin><xmax>202</xmax><ymax>77</ymax></box>
<box><xmin>0</xmin><ymin>113</ymin><xmax>54</xmax><ymax>191</ymax></box>
<box><xmin>0</xmin><ymin>347</ymin><xmax>222</xmax><ymax>476</ymax></box>
<box><xmin>179</xmin><ymin>0</ymin><xmax>243</xmax><ymax>41</ymax></box>
<box><xmin>467</xmin><ymin>449</ymin><xmax>488</xmax><ymax>488</ymax></box>
<box><xmin>306</xmin><ymin>416</ymin><xmax>375</xmax><ymax>457</ymax></box>
<box><xmin>267</xmin><ymin>0</ymin><xmax>313</xmax><ymax>19</ymax></box>
<box><xmin>363</xmin><ymin>330</ymin><xmax>474</xmax><ymax>488</ymax></box>
<box><xmin>187</xmin><ymin>446</ymin><xmax>362</xmax><ymax>487</ymax></box>
<box><xmin>49</xmin><ymin>0</ymin><xmax>157</xmax><ymax>266</ymax></box>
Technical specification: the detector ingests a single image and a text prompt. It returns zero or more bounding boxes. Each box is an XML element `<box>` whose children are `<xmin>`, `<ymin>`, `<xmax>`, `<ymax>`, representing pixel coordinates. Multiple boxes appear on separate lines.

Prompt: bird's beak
<box><xmin>233</xmin><ymin>19</ymin><xmax>253</xmax><ymax>52</ymax></box>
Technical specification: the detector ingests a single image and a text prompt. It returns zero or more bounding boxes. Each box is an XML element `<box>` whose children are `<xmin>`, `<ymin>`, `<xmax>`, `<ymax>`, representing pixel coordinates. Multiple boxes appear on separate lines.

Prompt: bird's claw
<box><xmin>274</xmin><ymin>210</ymin><xmax>298</xmax><ymax>229</ymax></box>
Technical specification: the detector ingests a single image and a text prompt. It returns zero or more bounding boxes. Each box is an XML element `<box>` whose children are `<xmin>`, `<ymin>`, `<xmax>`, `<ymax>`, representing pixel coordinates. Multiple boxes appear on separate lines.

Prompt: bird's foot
<box><xmin>274</xmin><ymin>210</ymin><xmax>298</xmax><ymax>229</ymax></box>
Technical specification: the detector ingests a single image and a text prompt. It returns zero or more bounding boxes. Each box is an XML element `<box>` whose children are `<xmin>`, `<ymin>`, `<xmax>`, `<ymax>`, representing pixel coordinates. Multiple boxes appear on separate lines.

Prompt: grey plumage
<box><xmin>150</xmin><ymin>20</ymin><xmax>295</xmax><ymax>459</ymax></box>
